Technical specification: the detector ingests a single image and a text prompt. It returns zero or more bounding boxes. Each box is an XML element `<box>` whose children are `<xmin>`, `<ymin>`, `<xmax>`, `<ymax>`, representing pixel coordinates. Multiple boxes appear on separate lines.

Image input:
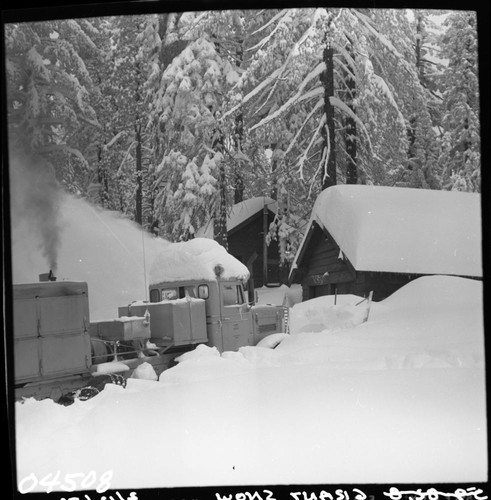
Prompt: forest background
<box><xmin>4</xmin><ymin>6</ymin><xmax>482</xmax><ymax>265</ymax></box>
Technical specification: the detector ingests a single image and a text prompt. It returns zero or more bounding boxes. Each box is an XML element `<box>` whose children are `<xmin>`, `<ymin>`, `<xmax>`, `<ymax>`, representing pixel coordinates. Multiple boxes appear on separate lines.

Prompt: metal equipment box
<box><xmin>252</xmin><ymin>304</ymin><xmax>285</xmax><ymax>344</ymax></box>
<box><xmin>118</xmin><ymin>299</ymin><xmax>208</xmax><ymax>346</ymax></box>
<box><xmin>89</xmin><ymin>317</ymin><xmax>150</xmax><ymax>341</ymax></box>
<box><xmin>13</xmin><ymin>281</ymin><xmax>92</xmax><ymax>383</ymax></box>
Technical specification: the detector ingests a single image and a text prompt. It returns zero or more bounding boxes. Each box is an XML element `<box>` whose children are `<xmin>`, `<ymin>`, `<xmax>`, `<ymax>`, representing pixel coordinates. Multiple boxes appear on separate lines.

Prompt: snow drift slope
<box><xmin>15</xmin><ymin>275</ymin><xmax>486</xmax><ymax>489</ymax></box>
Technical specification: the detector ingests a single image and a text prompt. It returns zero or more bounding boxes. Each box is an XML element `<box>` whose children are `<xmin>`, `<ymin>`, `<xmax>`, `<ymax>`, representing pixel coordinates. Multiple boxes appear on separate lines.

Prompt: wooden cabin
<box><xmin>226</xmin><ymin>197</ymin><xmax>283</xmax><ymax>288</ymax></box>
<box><xmin>289</xmin><ymin>185</ymin><xmax>482</xmax><ymax>302</ymax></box>
<box><xmin>199</xmin><ymin>197</ymin><xmax>304</xmax><ymax>289</ymax></box>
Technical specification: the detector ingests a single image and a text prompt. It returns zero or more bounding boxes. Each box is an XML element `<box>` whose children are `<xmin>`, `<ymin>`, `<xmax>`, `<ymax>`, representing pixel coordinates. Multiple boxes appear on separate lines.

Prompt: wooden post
<box><xmin>321</xmin><ymin>43</ymin><xmax>337</xmax><ymax>190</ymax></box>
<box><xmin>246</xmin><ymin>251</ymin><xmax>258</xmax><ymax>304</ymax></box>
<box><xmin>263</xmin><ymin>200</ymin><xmax>268</xmax><ymax>286</ymax></box>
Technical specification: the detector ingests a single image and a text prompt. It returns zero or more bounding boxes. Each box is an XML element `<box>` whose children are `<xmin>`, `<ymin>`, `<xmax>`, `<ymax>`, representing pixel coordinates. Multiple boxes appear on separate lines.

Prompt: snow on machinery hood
<box><xmin>148</xmin><ymin>237</ymin><xmax>250</xmax><ymax>283</ymax></box>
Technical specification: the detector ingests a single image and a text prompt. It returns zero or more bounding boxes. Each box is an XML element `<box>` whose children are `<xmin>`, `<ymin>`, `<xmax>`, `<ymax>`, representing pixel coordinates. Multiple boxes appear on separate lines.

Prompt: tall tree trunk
<box><xmin>234</xmin><ymin>171</ymin><xmax>245</xmax><ymax>204</ymax></box>
<box><xmin>320</xmin><ymin>43</ymin><xmax>336</xmax><ymax>190</ymax></box>
<box><xmin>135</xmin><ymin>124</ymin><xmax>143</xmax><ymax>225</ymax></box>
<box><xmin>345</xmin><ymin>39</ymin><xmax>357</xmax><ymax>184</ymax></box>
<box><xmin>233</xmin><ymin>112</ymin><xmax>245</xmax><ymax>204</ymax></box>
<box><xmin>406</xmin><ymin>14</ymin><xmax>423</xmax><ymax>178</ymax></box>
<box><xmin>213</xmin><ymin>128</ymin><xmax>228</xmax><ymax>250</ymax></box>
<box><xmin>270</xmin><ymin>142</ymin><xmax>278</xmax><ymax>200</ymax></box>
<box><xmin>97</xmin><ymin>144</ymin><xmax>109</xmax><ymax>207</ymax></box>
<box><xmin>233</xmin><ymin>38</ymin><xmax>245</xmax><ymax>204</ymax></box>
<box><xmin>415</xmin><ymin>14</ymin><xmax>424</xmax><ymax>82</ymax></box>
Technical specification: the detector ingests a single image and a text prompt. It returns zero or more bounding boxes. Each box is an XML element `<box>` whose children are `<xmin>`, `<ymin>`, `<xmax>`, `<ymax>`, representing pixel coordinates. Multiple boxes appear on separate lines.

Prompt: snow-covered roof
<box><xmin>197</xmin><ymin>197</ymin><xmax>277</xmax><ymax>238</ymax></box>
<box><xmin>292</xmin><ymin>185</ymin><xmax>482</xmax><ymax>278</ymax></box>
<box><xmin>149</xmin><ymin>238</ymin><xmax>250</xmax><ymax>284</ymax></box>
<box><xmin>198</xmin><ymin>196</ymin><xmax>308</xmax><ymax>239</ymax></box>
<box><xmin>227</xmin><ymin>196</ymin><xmax>277</xmax><ymax>231</ymax></box>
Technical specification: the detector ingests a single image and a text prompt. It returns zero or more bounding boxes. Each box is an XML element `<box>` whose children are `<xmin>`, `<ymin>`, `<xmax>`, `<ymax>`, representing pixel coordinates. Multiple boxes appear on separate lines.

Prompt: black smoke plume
<box><xmin>9</xmin><ymin>151</ymin><xmax>64</xmax><ymax>275</ymax></box>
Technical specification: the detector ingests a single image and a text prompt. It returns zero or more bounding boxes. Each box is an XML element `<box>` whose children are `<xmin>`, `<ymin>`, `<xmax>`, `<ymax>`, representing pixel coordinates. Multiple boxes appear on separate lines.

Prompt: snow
<box><xmin>197</xmin><ymin>196</ymin><xmax>276</xmax><ymax>238</ymax></box>
<box><xmin>115</xmin><ymin>316</ymin><xmax>145</xmax><ymax>323</ymax></box>
<box><xmin>10</xmin><ymin>184</ymin><xmax>486</xmax><ymax>490</ymax></box>
<box><xmin>227</xmin><ymin>196</ymin><xmax>277</xmax><ymax>231</ymax></box>
<box><xmin>249</xmin><ymin>62</ymin><xmax>325</xmax><ymax>131</ymax></box>
<box><xmin>198</xmin><ymin>196</ymin><xmax>307</xmax><ymax>242</ymax></box>
<box><xmin>293</xmin><ymin>184</ymin><xmax>482</xmax><ymax>278</ymax></box>
<box><xmin>289</xmin><ymin>294</ymin><xmax>369</xmax><ymax>334</ymax></box>
<box><xmin>14</xmin><ymin>275</ymin><xmax>486</xmax><ymax>490</ymax></box>
<box><xmin>256</xmin><ymin>283</ymin><xmax>303</xmax><ymax>307</ymax></box>
<box><xmin>11</xmin><ymin>193</ymin><xmax>170</xmax><ymax>321</ymax></box>
<box><xmin>131</xmin><ymin>362</ymin><xmax>158</xmax><ymax>381</ymax></box>
<box><xmin>149</xmin><ymin>237</ymin><xmax>250</xmax><ymax>284</ymax></box>
<box><xmin>92</xmin><ymin>362</ymin><xmax>130</xmax><ymax>375</ymax></box>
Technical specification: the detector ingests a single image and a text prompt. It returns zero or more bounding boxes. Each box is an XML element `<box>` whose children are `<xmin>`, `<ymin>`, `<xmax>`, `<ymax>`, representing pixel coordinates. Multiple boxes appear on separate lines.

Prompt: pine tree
<box><xmin>6</xmin><ymin>9</ymin><xmax>480</xmax><ymax>254</ymax></box>
<box><xmin>5</xmin><ymin>19</ymin><xmax>101</xmax><ymax>186</ymax></box>
<box><xmin>142</xmin><ymin>14</ymin><xmax>236</xmax><ymax>241</ymax></box>
<box><xmin>438</xmin><ymin>11</ymin><xmax>480</xmax><ymax>192</ymax></box>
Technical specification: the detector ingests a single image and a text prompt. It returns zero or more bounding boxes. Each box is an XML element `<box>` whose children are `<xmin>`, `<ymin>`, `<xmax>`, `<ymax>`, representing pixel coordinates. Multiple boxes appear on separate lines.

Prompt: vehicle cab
<box><xmin>149</xmin><ymin>273</ymin><xmax>253</xmax><ymax>352</ymax></box>
<box><xmin>147</xmin><ymin>238</ymin><xmax>287</xmax><ymax>352</ymax></box>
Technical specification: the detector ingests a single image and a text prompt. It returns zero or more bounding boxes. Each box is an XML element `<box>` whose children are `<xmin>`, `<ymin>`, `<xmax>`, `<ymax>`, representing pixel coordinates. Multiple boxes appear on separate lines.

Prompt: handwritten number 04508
<box><xmin>18</xmin><ymin>470</ymin><xmax>113</xmax><ymax>494</ymax></box>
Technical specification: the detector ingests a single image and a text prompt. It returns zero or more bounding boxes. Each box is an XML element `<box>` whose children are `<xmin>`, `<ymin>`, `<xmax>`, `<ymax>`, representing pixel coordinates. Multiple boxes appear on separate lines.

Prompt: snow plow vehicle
<box><xmin>13</xmin><ymin>239</ymin><xmax>288</xmax><ymax>402</ymax></box>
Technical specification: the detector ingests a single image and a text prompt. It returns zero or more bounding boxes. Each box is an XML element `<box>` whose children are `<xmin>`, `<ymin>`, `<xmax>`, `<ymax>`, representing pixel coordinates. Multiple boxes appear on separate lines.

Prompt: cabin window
<box><xmin>149</xmin><ymin>289</ymin><xmax>160</xmax><ymax>303</ymax></box>
<box><xmin>222</xmin><ymin>284</ymin><xmax>245</xmax><ymax>306</ymax></box>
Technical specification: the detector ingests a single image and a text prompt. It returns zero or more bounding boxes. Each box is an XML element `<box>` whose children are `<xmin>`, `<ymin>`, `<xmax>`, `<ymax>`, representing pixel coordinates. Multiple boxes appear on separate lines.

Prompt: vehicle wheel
<box><xmin>91</xmin><ymin>339</ymin><xmax>110</xmax><ymax>364</ymax></box>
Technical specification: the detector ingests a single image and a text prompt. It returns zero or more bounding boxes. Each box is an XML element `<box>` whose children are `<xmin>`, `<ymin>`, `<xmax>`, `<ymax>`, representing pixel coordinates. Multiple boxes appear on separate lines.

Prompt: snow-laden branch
<box><xmin>297</xmin><ymin>114</ymin><xmax>326</xmax><ymax>180</ymax></box>
<box><xmin>249</xmin><ymin>63</ymin><xmax>326</xmax><ymax>132</ymax></box>
<box><xmin>117</xmin><ymin>140</ymin><xmax>136</xmax><ymax>175</ymax></box>
<box><xmin>368</xmin><ymin>71</ymin><xmax>407</xmax><ymax>131</ymax></box>
<box><xmin>221</xmin><ymin>64</ymin><xmax>284</xmax><ymax>121</ymax></box>
<box><xmin>352</xmin><ymin>10</ymin><xmax>402</xmax><ymax>59</ymax></box>
<box><xmin>283</xmin><ymin>99</ymin><xmax>324</xmax><ymax>157</ymax></box>
<box><xmin>329</xmin><ymin>95</ymin><xmax>378</xmax><ymax>159</ymax></box>
<box><xmin>66</xmin><ymin>146</ymin><xmax>90</xmax><ymax>170</ymax></box>
<box><xmin>103</xmin><ymin>131</ymin><xmax>126</xmax><ymax>150</ymax></box>
<box><xmin>352</xmin><ymin>9</ymin><xmax>418</xmax><ymax>80</ymax></box>
<box><xmin>308</xmin><ymin>124</ymin><xmax>330</xmax><ymax>198</ymax></box>
<box><xmin>222</xmin><ymin>9</ymin><xmax>320</xmax><ymax>122</ymax></box>
<box><xmin>332</xmin><ymin>43</ymin><xmax>358</xmax><ymax>81</ymax></box>
<box><xmin>248</xmin><ymin>9</ymin><xmax>290</xmax><ymax>48</ymax></box>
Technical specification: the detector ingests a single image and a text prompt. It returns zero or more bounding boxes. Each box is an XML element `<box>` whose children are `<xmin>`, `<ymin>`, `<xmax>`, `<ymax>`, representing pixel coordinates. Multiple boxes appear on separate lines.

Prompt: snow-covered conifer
<box><xmin>438</xmin><ymin>11</ymin><xmax>480</xmax><ymax>192</ymax></box>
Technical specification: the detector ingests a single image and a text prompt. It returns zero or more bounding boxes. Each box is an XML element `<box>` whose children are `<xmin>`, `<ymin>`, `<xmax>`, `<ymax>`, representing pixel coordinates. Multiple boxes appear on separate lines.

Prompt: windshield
<box><xmin>149</xmin><ymin>284</ymin><xmax>208</xmax><ymax>302</ymax></box>
<box><xmin>222</xmin><ymin>283</ymin><xmax>245</xmax><ymax>306</ymax></box>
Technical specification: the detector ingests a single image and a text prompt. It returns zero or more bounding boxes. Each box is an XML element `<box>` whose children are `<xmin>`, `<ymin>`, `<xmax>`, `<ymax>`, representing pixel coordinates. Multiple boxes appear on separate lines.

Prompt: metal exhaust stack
<box><xmin>39</xmin><ymin>270</ymin><xmax>57</xmax><ymax>282</ymax></box>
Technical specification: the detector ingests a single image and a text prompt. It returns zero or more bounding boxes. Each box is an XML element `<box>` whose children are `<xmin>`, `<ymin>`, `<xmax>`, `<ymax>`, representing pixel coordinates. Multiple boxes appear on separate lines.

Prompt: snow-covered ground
<box><xmin>10</xmin><ymin>191</ymin><xmax>487</xmax><ymax>491</ymax></box>
<box><xmin>14</xmin><ymin>275</ymin><xmax>486</xmax><ymax>490</ymax></box>
<box><xmin>255</xmin><ymin>283</ymin><xmax>303</xmax><ymax>306</ymax></box>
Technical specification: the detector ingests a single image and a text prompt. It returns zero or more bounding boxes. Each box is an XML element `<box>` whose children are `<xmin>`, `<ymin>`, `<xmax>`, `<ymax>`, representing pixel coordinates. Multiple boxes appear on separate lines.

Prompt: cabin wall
<box><xmin>299</xmin><ymin>230</ymin><xmax>358</xmax><ymax>300</ymax></box>
<box><xmin>227</xmin><ymin>212</ymin><xmax>286</xmax><ymax>288</ymax></box>
<box><xmin>298</xmin><ymin>227</ymin><xmax>419</xmax><ymax>302</ymax></box>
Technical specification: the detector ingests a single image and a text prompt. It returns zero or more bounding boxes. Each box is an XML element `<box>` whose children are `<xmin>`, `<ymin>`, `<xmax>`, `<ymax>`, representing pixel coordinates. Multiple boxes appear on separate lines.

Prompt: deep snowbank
<box><xmin>285</xmin><ymin>275</ymin><xmax>484</xmax><ymax>369</ymax></box>
<box><xmin>256</xmin><ymin>283</ymin><xmax>303</xmax><ymax>306</ymax></box>
<box><xmin>14</xmin><ymin>275</ymin><xmax>487</xmax><ymax>489</ymax></box>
